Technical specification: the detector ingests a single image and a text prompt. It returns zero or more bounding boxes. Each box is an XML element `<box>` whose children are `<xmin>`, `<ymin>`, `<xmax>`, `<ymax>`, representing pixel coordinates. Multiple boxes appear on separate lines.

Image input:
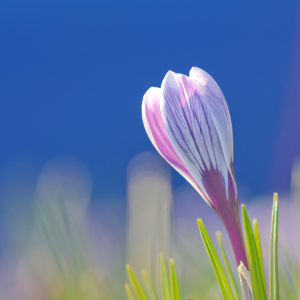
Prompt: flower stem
<box><xmin>222</xmin><ymin>212</ymin><xmax>249</xmax><ymax>270</ymax></box>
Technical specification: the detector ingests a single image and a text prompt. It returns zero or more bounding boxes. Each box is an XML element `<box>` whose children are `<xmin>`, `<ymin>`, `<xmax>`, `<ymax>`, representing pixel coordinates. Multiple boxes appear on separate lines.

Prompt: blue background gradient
<box><xmin>1</xmin><ymin>0</ymin><xmax>299</xmax><ymax>197</ymax></box>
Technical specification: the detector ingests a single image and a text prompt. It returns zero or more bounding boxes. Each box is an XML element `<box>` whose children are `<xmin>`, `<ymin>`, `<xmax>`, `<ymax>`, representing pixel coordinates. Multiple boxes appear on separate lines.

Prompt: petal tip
<box><xmin>162</xmin><ymin>70</ymin><xmax>176</xmax><ymax>87</ymax></box>
<box><xmin>189</xmin><ymin>66</ymin><xmax>199</xmax><ymax>76</ymax></box>
<box><xmin>189</xmin><ymin>67</ymin><xmax>210</xmax><ymax>86</ymax></box>
<box><xmin>142</xmin><ymin>87</ymin><xmax>161</xmax><ymax>109</ymax></box>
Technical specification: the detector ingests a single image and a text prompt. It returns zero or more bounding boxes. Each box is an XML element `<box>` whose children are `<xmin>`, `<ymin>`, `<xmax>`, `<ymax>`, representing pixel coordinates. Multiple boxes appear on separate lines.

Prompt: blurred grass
<box><xmin>0</xmin><ymin>154</ymin><xmax>299</xmax><ymax>299</ymax></box>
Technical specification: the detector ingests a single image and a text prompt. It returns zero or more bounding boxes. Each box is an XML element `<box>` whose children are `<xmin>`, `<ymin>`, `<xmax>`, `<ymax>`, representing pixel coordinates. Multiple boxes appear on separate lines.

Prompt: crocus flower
<box><xmin>142</xmin><ymin>67</ymin><xmax>248</xmax><ymax>269</ymax></box>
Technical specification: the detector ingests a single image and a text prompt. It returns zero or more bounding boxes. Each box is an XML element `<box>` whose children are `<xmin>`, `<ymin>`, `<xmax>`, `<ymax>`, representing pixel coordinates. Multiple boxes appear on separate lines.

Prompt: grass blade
<box><xmin>126</xmin><ymin>265</ymin><xmax>148</xmax><ymax>300</ymax></box>
<box><xmin>269</xmin><ymin>193</ymin><xmax>279</xmax><ymax>300</ymax></box>
<box><xmin>170</xmin><ymin>259</ymin><xmax>180</xmax><ymax>300</ymax></box>
<box><xmin>253</xmin><ymin>219</ymin><xmax>265</xmax><ymax>288</ymax></box>
<box><xmin>241</xmin><ymin>205</ymin><xmax>267</xmax><ymax>300</ymax></box>
<box><xmin>125</xmin><ymin>283</ymin><xmax>136</xmax><ymax>300</ymax></box>
<box><xmin>216</xmin><ymin>231</ymin><xmax>241</xmax><ymax>300</ymax></box>
<box><xmin>159</xmin><ymin>253</ymin><xmax>171</xmax><ymax>300</ymax></box>
<box><xmin>142</xmin><ymin>270</ymin><xmax>159</xmax><ymax>300</ymax></box>
<box><xmin>197</xmin><ymin>219</ymin><xmax>234</xmax><ymax>300</ymax></box>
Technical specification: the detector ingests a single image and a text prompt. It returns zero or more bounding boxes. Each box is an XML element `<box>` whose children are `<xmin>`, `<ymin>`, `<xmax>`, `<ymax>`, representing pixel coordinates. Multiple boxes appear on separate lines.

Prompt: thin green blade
<box><xmin>197</xmin><ymin>219</ymin><xmax>234</xmax><ymax>300</ymax></box>
<box><xmin>142</xmin><ymin>270</ymin><xmax>159</xmax><ymax>300</ymax></box>
<box><xmin>269</xmin><ymin>193</ymin><xmax>279</xmax><ymax>300</ymax></box>
<box><xmin>159</xmin><ymin>253</ymin><xmax>171</xmax><ymax>300</ymax></box>
<box><xmin>241</xmin><ymin>205</ymin><xmax>267</xmax><ymax>300</ymax></box>
<box><xmin>216</xmin><ymin>231</ymin><xmax>241</xmax><ymax>300</ymax></box>
<box><xmin>126</xmin><ymin>265</ymin><xmax>148</xmax><ymax>300</ymax></box>
<box><xmin>253</xmin><ymin>219</ymin><xmax>265</xmax><ymax>287</ymax></box>
<box><xmin>170</xmin><ymin>259</ymin><xmax>180</xmax><ymax>300</ymax></box>
<box><xmin>125</xmin><ymin>283</ymin><xmax>136</xmax><ymax>300</ymax></box>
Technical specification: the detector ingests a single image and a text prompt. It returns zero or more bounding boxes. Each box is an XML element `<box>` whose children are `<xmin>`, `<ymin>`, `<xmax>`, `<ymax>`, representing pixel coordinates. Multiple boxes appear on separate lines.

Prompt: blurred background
<box><xmin>0</xmin><ymin>0</ymin><xmax>300</xmax><ymax>299</ymax></box>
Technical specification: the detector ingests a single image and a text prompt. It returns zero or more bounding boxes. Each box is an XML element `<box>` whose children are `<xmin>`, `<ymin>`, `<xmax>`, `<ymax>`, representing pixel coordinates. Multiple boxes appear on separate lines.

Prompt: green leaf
<box><xmin>216</xmin><ymin>231</ymin><xmax>241</xmax><ymax>300</ymax></box>
<box><xmin>241</xmin><ymin>205</ymin><xmax>267</xmax><ymax>300</ymax></box>
<box><xmin>125</xmin><ymin>283</ymin><xmax>136</xmax><ymax>300</ymax></box>
<box><xmin>253</xmin><ymin>219</ymin><xmax>265</xmax><ymax>288</ymax></box>
<box><xmin>197</xmin><ymin>219</ymin><xmax>234</xmax><ymax>300</ymax></box>
<box><xmin>269</xmin><ymin>193</ymin><xmax>279</xmax><ymax>300</ymax></box>
<box><xmin>142</xmin><ymin>270</ymin><xmax>159</xmax><ymax>300</ymax></box>
<box><xmin>126</xmin><ymin>265</ymin><xmax>148</xmax><ymax>300</ymax></box>
<box><xmin>170</xmin><ymin>259</ymin><xmax>180</xmax><ymax>300</ymax></box>
<box><xmin>159</xmin><ymin>253</ymin><xmax>171</xmax><ymax>300</ymax></box>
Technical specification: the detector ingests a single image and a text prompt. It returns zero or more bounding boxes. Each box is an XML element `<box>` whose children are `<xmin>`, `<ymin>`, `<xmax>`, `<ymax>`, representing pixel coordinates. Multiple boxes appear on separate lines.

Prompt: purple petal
<box><xmin>189</xmin><ymin>67</ymin><xmax>234</xmax><ymax>176</ymax></box>
<box><xmin>161</xmin><ymin>71</ymin><xmax>236</xmax><ymax>207</ymax></box>
<box><xmin>142</xmin><ymin>87</ymin><xmax>209</xmax><ymax>204</ymax></box>
<box><xmin>201</xmin><ymin>166</ymin><xmax>246</xmax><ymax>266</ymax></box>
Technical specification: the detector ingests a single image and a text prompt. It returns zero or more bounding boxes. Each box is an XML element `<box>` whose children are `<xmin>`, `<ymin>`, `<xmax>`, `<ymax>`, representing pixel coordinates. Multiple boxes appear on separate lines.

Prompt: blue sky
<box><xmin>0</xmin><ymin>0</ymin><xmax>299</xmax><ymax>197</ymax></box>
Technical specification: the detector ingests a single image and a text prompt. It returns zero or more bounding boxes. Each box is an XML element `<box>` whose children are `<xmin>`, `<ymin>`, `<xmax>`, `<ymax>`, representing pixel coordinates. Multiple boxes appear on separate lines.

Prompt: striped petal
<box><xmin>160</xmin><ymin>71</ymin><xmax>237</xmax><ymax>208</ymax></box>
<box><xmin>189</xmin><ymin>67</ymin><xmax>234</xmax><ymax>176</ymax></box>
<box><xmin>142</xmin><ymin>87</ymin><xmax>208</xmax><ymax>203</ymax></box>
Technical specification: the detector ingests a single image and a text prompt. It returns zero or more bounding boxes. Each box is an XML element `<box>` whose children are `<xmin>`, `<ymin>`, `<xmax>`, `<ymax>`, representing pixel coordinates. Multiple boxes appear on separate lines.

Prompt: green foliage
<box><xmin>196</xmin><ymin>196</ymin><xmax>280</xmax><ymax>300</ymax></box>
<box><xmin>269</xmin><ymin>193</ymin><xmax>279</xmax><ymax>300</ymax></box>
<box><xmin>197</xmin><ymin>219</ymin><xmax>234</xmax><ymax>300</ymax></box>
<box><xmin>242</xmin><ymin>204</ymin><xmax>267</xmax><ymax>300</ymax></box>
<box><xmin>170</xmin><ymin>259</ymin><xmax>180</xmax><ymax>300</ymax></box>
<box><xmin>125</xmin><ymin>283</ymin><xmax>136</xmax><ymax>300</ymax></box>
<box><xmin>253</xmin><ymin>219</ymin><xmax>265</xmax><ymax>288</ymax></box>
<box><xmin>126</xmin><ymin>265</ymin><xmax>148</xmax><ymax>300</ymax></box>
<box><xmin>125</xmin><ymin>193</ymin><xmax>283</xmax><ymax>300</ymax></box>
<box><xmin>160</xmin><ymin>253</ymin><xmax>171</xmax><ymax>300</ymax></box>
<box><xmin>125</xmin><ymin>256</ymin><xmax>181</xmax><ymax>300</ymax></box>
<box><xmin>142</xmin><ymin>270</ymin><xmax>159</xmax><ymax>300</ymax></box>
<box><xmin>216</xmin><ymin>231</ymin><xmax>241</xmax><ymax>300</ymax></box>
